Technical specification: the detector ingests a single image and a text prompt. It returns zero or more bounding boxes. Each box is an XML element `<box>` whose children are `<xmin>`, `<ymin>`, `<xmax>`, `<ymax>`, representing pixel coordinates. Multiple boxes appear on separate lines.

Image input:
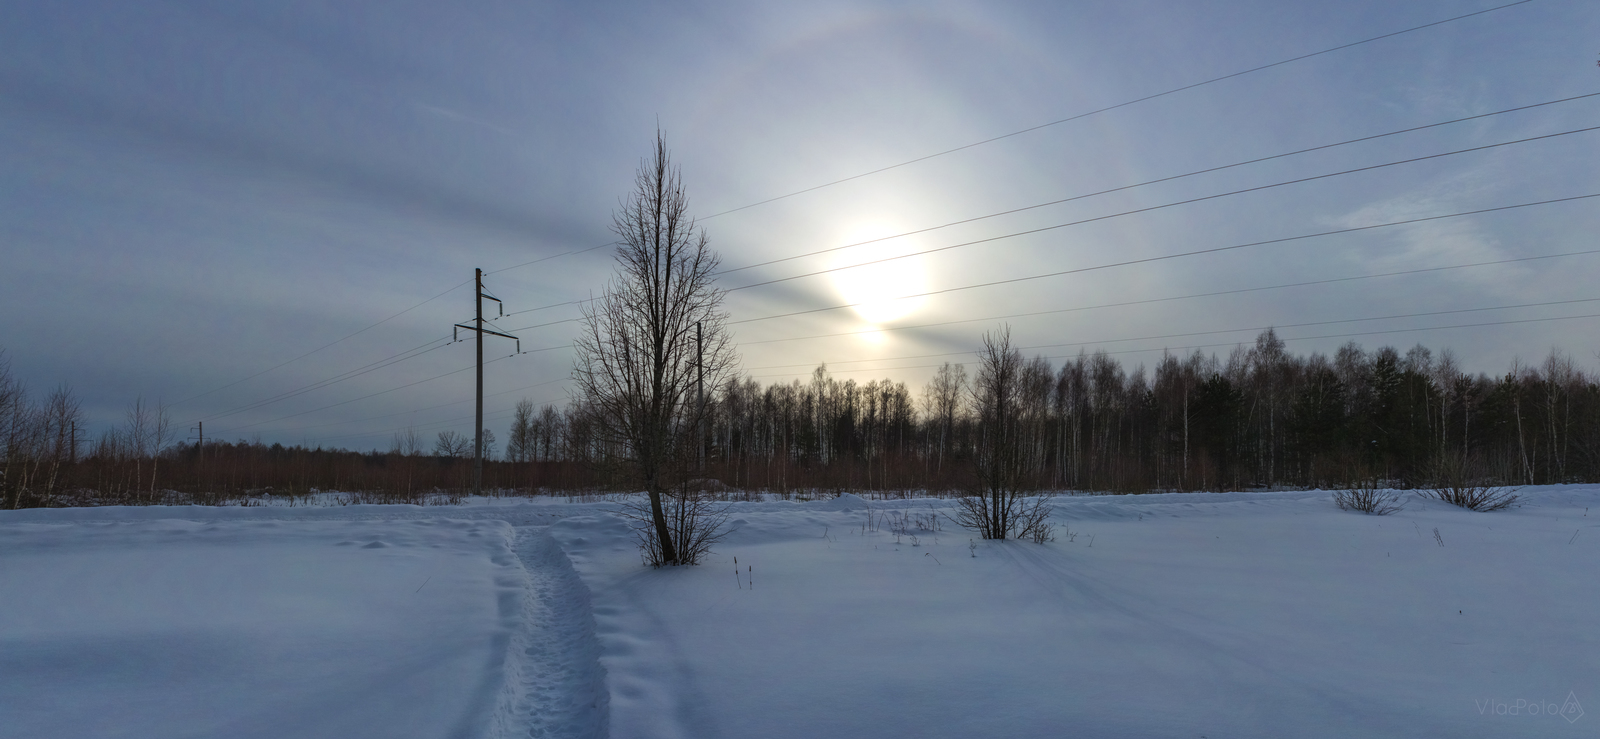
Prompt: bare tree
<box><xmin>921</xmin><ymin>362</ymin><xmax>966</xmax><ymax>479</ymax></box>
<box><xmin>1</xmin><ymin>351</ymin><xmax>40</xmax><ymax>508</ymax></box>
<box><xmin>434</xmin><ymin>430</ymin><xmax>471</xmax><ymax>459</ymax></box>
<box><xmin>952</xmin><ymin>326</ymin><xmax>1053</xmax><ymax>540</ymax></box>
<box><xmin>536</xmin><ymin>404</ymin><xmax>564</xmax><ymax>462</ymax></box>
<box><xmin>39</xmin><ymin>385</ymin><xmax>83</xmax><ymax>502</ymax></box>
<box><xmin>573</xmin><ymin>130</ymin><xmax>737</xmax><ymax>566</ymax></box>
<box><xmin>123</xmin><ymin>396</ymin><xmax>173</xmax><ymax>497</ymax></box>
<box><xmin>479</xmin><ymin>427</ymin><xmax>497</xmax><ymax>461</ymax></box>
<box><xmin>148</xmin><ymin>399</ymin><xmax>173</xmax><ymax>493</ymax></box>
<box><xmin>391</xmin><ymin>427</ymin><xmax>423</xmax><ymax>457</ymax></box>
<box><xmin>390</xmin><ymin>426</ymin><xmax>423</xmax><ymax>498</ymax></box>
<box><xmin>507</xmin><ymin>398</ymin><xmax>535</xmax><ymax>462</ymax></box>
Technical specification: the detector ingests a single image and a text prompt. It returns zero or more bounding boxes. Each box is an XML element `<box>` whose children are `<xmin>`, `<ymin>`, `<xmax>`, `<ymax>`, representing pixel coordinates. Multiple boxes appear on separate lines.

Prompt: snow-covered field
<box><xmin>2</xmin><ymin>486</ymin><xmax>1595</xmax><ymax>738</ymax></box>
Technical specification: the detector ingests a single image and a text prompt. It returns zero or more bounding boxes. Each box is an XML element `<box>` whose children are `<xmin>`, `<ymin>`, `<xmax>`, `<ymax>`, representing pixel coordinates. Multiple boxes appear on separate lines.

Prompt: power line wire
<box><xmin>738</xmin><ymin>248</ymin><xmax>1600</xmax><ymax>347</ymax></box>
<box><xmin>192</xmin><ymin>269</ymin><xmax>568</xmax><ymax>430</ymax></box>
<box><xmin>267</xmin><ymin>377</ymin><xmax>571</xmax><ymax>436</ymax></box>
<box><xmin>199</xmin><ymin>336</ymin><xmax>453</xmax><ymax>423</ymax></box>
<box><xmin>212</xmin><ymin>351</ymin><xmax>523</xmax><ymax>436</ymax></box>
<box><xmin>717</xmin><ymin>91</ymin><xmax>1600</xmax><ymax>277</ymax></box>
<box><xmin>171</xmin><ymin>278</ymin><xmax>472</xmax><ymax>408</ymax></box>
<box><xmin>725</xmin><ymin>126</ymin><xmax>1600</xmax><ymax>294</ymax></box>
<box><xmin>311</xmin><ymin>390</ymin><xmax>570</xmax><ymax>447</ymax></box>
<box><xmin>698</xmin><ymin>0</ymin><xmax>1538</xmax><ymax>220</ymax></box>
<box><xmin>728</xmin><ymin>192</ymin><xmax>1600</xmax><ymax>326</ymax></box>
<box><xmin>744</xmin><ymin>298</ymin><xmax>1600</xmax><ymax>371</ymax></box>
<box><xmin>463</xmin><ymin>193</ymin><xmax>1600</xmax><ymax>376</ymax></box>
<box><xmin>451</xmin><ymin>1</ymin><xmax>1547</xmax><ymax>286</ymax></box>
<box><xmin>459</xmin><ymin>95</ymin><xmax>1600</xmax><ymax>340</ymax></box>
<box><xmin>485</xmin><ymin>242</ymin><xmax>617</xmax><ymax>276</ymax></box>
<box><xmin>498</xmin><ymin>316</ymin><xmax>583</xmax><ymax>334</ymax></box>
<box><xmin>186</xmin><ymin>247</ymin><xmax>586</xmax><ymax>425</ymax></box>
<box><xmin>746</xmin><ymin>312</ymin><xmax>1600</xmax><ymax>379</ymax></box>
<box><xmin>416</xmin><ymin>27</ymin><xmax>1580</xmax><ymax>335</ymax></box>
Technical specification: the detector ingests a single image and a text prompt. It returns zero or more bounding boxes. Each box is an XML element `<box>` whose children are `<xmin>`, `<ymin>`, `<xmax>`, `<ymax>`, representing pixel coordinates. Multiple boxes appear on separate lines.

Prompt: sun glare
<box><xmin>829</xmin><ymin>221</ymin><xmax>929</xmax><ymax>325</ymax></box>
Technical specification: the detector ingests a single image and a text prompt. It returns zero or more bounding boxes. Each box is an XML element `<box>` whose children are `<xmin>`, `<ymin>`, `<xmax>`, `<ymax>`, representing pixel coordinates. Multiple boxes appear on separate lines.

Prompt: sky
<box><xmin>2</xmin><ymin>0</ymin><xmax>1598</xmax><ymax>451</ymax></box>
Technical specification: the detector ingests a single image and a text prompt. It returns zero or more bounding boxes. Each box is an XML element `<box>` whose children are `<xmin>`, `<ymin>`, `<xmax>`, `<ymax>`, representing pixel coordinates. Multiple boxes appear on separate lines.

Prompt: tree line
<box><xmin>515</xmin><ymin>330</ymin><xmax>1600</xmax><ymax>494</ymax></box>
<box><xmin>0</xmin><ymin>348</ymin><xmax>585</xmax><ymax>507</ymax></box>
<box><xmin>4</xmin><ymin>332</ymin><xmax>1597</xmax><ymax>509</ymax></box>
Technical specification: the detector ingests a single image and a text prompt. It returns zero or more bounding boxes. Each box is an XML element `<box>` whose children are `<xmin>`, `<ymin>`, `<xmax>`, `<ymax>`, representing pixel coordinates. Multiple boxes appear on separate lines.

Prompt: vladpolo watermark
<box><xmin>1474</xmin><ymin>691</ymin><xmax>1583</xmax><ymax>723</ymax></box>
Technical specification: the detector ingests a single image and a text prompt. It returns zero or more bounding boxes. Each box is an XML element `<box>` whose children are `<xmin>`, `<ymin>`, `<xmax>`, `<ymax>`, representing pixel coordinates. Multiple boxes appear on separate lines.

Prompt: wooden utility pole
<box><xmin>453</xmin><ymin>268</ymin><xmax>519</xmax><ymax>497</ymax></box>
<box><xmin>190</xmin><ymin>421</ymin><xmax>204</xmax><ymax>490</ymax></box>
<box><xmin>475</xmin><ymin>268</ymin><xmax>484</xmax><ymax>495</ymax></box>
<box><xmin>696</xmin><ymin>320</ymin><xmax>704</xmax><ymax>473</ymax></box>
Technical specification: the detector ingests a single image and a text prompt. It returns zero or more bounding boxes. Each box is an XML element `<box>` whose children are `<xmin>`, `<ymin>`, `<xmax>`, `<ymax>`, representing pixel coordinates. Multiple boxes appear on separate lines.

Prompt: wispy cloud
<box><xmin>1330</xmin><ymin>170</ymin><xmax>1525</xmax><ymax>293</ymax></box>
<box><xmin>413</xmin><ymin>102</ymin><xmax>517</xmax><ymax>138</ymax></box>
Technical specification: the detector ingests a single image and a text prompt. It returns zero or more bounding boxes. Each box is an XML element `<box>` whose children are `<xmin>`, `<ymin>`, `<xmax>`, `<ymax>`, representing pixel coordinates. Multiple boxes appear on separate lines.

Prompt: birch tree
<box><xmin>573</xmin><ymin>130</ymin><xmax>736</xmax><ymax>566</ymax></box>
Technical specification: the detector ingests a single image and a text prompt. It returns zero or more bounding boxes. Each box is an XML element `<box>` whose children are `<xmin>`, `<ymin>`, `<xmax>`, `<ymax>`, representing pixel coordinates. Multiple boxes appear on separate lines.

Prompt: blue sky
<box><xmin>3</xmin><ymin>0</ymin><xmax>1597</xmax><ymax>450</ymax></box>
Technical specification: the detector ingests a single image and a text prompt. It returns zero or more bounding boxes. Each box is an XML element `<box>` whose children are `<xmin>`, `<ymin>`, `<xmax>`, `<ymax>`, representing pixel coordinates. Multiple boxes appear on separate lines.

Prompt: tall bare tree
<box><xmin>921</xmin><ymin>362</ymin><xmax>966</xmax><ymax>477</ymax></box>
<box><xmin>573</xmin><ymin>130</ymin><xmax>737</xmax><ymax>565</ymax></box>
<box><xmin>0</xmin><ymin>350</ymin><xmax>39</xmax><ymax>508</ymax></box>
<box><xmin>507</xmin><ymin>398</ymin><xmax>536</xmax><ymax>463</ymax></box>
<box><xmin>123</xmin><ymin>396</ymin><xmax>171</xmax><ymax>496</ymax></box>
<box><xmin>39</xmin><ymin>385</ymin><xmax>83</xmax><ymax>501</ymax></box>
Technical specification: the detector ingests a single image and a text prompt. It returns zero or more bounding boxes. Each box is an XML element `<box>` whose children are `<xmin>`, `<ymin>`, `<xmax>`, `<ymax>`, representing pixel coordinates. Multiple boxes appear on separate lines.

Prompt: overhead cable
<box><xmin>726</xmin><ymin>127</ymin><xmax>1600</xmax><ymax>294</ymax></box>
<box><xmin>698</xmin><ymin>0</ymin><xmax>1538</xmax><ymax>220</ymax></box>
<box><xmin>717</xmin><ymin>91</ymin><xmax>1600</xmax><ymax>276</ymax></box>
<box><xmin>728</xmin><ymin>192</ymin><xmax>1600</xmax><ymax>326</ymax></box>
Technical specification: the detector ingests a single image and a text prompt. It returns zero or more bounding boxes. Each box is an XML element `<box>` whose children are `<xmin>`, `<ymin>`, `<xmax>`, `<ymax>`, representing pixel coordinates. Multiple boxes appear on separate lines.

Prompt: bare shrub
<box><xmin>619</xmin><ymin>484</ymin><xmax>731</xmax><ymax>567</ymax></box>
<box><xmin>1332</xmin><ymin>478</ymin><xmax>1403</xmax><ymax>515</ymax></box>
<box><xmin>1420</xmin><ymin>456</ymin><xmax>1520</xmax><ymax>511</ymax></box>
<box><xmin>686</xmin><ymin>477</ymin><xmax>732</xmax><ymax>493</ymax></box>
<box><xmin>951</xmin><ymin>327</ymin><xmax>1056</xmax><ymax>542</ymax></box>
<box><xmin>1014</xmin><ymin>495</ymin><xmax>1056</xmax><ymax>543</ymax></box>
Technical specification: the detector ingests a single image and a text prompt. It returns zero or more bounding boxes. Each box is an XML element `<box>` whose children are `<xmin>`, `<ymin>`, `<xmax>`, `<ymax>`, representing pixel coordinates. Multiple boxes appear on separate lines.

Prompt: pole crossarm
<box><xmin>454</xmin><ymin>324</ymin><xmax>520</xmax><ymax>342</ymax></box>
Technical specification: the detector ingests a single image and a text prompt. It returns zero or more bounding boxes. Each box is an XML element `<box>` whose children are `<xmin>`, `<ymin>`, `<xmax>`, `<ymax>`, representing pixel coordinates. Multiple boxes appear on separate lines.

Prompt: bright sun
<box><xmin>829</xmin><ymin>221</ymin><xmax>929</xmax><ymax>325</ymax></box>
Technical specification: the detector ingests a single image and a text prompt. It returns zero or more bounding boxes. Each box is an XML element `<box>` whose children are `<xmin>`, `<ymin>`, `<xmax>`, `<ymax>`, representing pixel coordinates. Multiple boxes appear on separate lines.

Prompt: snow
<box><xmin>552</xmin><ymin>487</ymin><xmax>1599</xmax><ymax>738</ymax></box>
<box><xmin>0</xmin><ymin>517</ymin><xmax>530</xmax><ymax>739</ymax></box>
<box><xmin>2</xmin><ymin>487</ymin><xmax>1596</xmax><ymax>738</ymax></box>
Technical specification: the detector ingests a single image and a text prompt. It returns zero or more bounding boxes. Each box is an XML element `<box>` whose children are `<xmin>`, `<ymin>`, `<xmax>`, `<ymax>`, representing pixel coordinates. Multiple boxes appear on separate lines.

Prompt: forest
<box><xmin>4</xmin><ymin>329</ymin><xmax>1599</xmax><ymax>507</ymax></box>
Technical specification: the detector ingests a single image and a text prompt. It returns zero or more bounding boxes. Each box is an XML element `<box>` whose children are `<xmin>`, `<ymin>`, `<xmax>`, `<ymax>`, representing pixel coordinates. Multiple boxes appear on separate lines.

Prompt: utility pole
<box><xmin>452</xmin><ymin>268</ymin><xmax>519</xmax><ymax>497</ymax></box>
<box><xmin>69</xmin><ymin>420</ymin><xmax>82</xmax><ymax>465</ymax></box>
<box><xmin>190</xmin><ymin>421</ymin><xmax>204</xmax><ymax>492</ymax></box>
<box><xmin>696</xmin><ymin>320</ymin><xmax>704</xmax><ymax>474</ymax></box>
